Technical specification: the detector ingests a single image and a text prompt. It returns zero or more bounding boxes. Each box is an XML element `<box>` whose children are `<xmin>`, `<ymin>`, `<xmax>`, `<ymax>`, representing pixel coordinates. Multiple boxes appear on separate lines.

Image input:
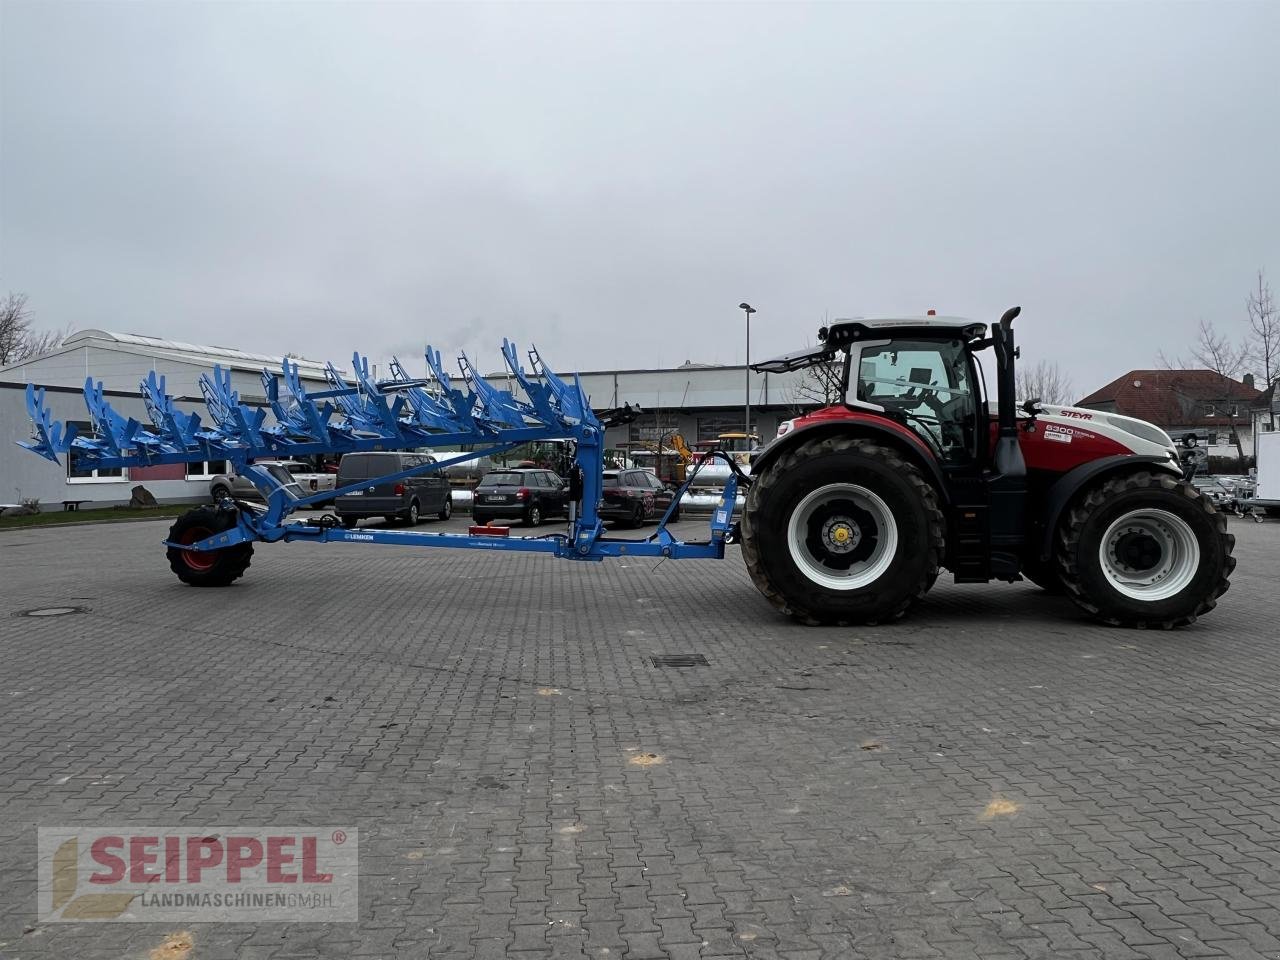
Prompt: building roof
<box><xmin>1079</xmin><ymin>369</ymin><xmax>1263</xmax><ymax>427</ymax></box>
<box><xmin>1253</xmin><ymin>380</ymin><xmax>1280</xmax><ymax>412</ymax></box>
<box><xmin>0</xmin><ymin>328</ymin><xmax>332</xmax><ymax>380</ymax></box>
<box><xmin>64</xmin><ymin>329</ymin><xmax>331</xmax><ymax>375</ymax></box>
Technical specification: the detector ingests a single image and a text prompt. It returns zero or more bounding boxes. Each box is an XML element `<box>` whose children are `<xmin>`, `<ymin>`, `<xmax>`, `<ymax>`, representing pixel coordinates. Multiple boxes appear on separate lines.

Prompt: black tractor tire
<box><xmin>741</xmin><ymin>437</ymin><xmax>944</xmax><ymax>625</ymax></box>
<box><xmin>166</xmin><ymin>506</ymin><xmax>253</xmax><ymax>587</ymax></box>
<box><xmin>340</xmin><ymin>515</ymin><xmax>358</xmax><ymax>529</ymax></box>
<box><xmin>1021</xmin><ymin>560</ymin><xmax>1063</xmax><ymax>593</ymax></box>
<box><xmin>438</xmin><ymin>496</ymin><xmax>452</xmax><ymax>521</ymax></box>
<box><xmin>1056</xmin><ymin>471</ymin><xmax>1235</xmax><ymax>628</ymax></box>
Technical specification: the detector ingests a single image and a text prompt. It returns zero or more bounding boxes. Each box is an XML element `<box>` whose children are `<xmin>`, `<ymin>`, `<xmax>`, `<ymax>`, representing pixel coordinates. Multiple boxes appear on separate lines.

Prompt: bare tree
<box><xmin>0</xmin><ymin>293</ymin><xmax>64</xmax><ymax>366</ymax></box>
<box><xmin>784</xmin><ymin>359</ymin><xmax>843</xmax><ymax>413</ymax></box>
<box><xmin>1015</xmin><ymin>359</ymin><xmax>1074</xmax><ymax>405</ymax></box>
<box><xmin>1246</xmin><ymin>270</ymin><xmax>1278</xmax><ymax>430</ymax></box>
<box><xmin>1189</xmin><ymin>318</ymin><xmax>1248</xmax><ymax>380</ymax></box>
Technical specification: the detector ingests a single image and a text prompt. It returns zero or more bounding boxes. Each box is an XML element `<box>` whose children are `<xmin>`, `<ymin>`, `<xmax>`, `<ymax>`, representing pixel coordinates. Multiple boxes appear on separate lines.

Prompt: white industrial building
<box><xmin>1</xmin><ymin>330</ymin><xmax>815</xmax><ymax>509</ymax></box>
<box><xmin>0</xmin><ymin>331</ymin><xmax>334</xmax><ymax>508</ymax></box>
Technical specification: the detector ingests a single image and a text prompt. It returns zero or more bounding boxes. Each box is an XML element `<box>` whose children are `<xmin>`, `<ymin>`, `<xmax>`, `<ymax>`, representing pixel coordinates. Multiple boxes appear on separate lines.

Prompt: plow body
<box><xmin>19</xmin><ymin>341</ymin><xmax>740</xmax><ymax>564</ymax></box>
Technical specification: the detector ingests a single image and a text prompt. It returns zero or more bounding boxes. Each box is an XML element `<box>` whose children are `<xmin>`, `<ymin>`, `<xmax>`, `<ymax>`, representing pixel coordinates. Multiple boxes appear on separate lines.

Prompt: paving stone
<box><xmin>2</xmin><ymin>518</ymin><xmax>1280</xmax><ymax>958</ymax></box>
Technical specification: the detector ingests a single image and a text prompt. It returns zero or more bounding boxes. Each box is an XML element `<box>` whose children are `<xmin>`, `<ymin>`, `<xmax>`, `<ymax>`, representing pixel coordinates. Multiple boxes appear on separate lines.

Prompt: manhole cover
<box><xmin>650</xmin><ymin>654</ymin><xmax>709</xmax><ymax>668</ymax></box>
<box><xmin>13</xmin><ymin>605</ymin><xmax>91</xmax><ymax>618</ymax></box>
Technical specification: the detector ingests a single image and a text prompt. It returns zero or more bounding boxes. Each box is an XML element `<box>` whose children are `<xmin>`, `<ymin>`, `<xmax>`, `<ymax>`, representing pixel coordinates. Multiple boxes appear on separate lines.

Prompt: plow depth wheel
<box><xmin>166</xmin><ymin>507</ymin><xmax>254</xmax><ymax>587</ymax></box>
<box><xmin>1056</xmin><ymin>471</ymin><xmax>1235</xmax><ymax>628</ymax></box>
<box><xmin>741</xmin><ymin>437</ymin><xmax>944</xmax><ymax>625</ymax></box>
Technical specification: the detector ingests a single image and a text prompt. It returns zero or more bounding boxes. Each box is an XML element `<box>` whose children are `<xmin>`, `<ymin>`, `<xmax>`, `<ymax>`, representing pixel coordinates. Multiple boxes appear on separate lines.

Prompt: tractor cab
<box><xmin>759</xmin><ymin>315</ymin><xmax>991</xmax><ymax>467</ymax></box>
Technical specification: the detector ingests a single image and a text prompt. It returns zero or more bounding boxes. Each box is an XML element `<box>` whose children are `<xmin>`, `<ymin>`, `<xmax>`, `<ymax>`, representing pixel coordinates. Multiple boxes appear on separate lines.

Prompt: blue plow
<box><xmin>18</xmin><ymin>342</ymin><xmax>741</xmax><ymax>568</ymax></box>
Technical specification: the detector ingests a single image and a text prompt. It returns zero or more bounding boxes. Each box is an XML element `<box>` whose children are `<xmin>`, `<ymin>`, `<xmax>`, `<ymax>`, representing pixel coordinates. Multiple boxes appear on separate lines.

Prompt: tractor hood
<box><xmin>1034</xmin><ymin>404</ymin><xmax>1178</xmax><ymax>460</ymax></box>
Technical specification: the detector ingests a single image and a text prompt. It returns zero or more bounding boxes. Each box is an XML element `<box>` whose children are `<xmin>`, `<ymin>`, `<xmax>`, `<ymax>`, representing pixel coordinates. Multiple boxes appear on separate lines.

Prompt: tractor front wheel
<box><xmin>1021</xmin><ymin>560</ymin><xmax>1062</xmax><ymax>593</ymax></box>
<box><xmin>741</xmin><ymin>437</ymin><xmax>944</xmax><ymax>625</ymax></box>
<box><xmin>1056</xmin><ymin>471</ymin><xmax>1234</xmax><ymax>628</ymax></box>
<box><xmin>166</xmin><ymin>507</ymin><xmax>254</xmax><ymax>587</ymax></box>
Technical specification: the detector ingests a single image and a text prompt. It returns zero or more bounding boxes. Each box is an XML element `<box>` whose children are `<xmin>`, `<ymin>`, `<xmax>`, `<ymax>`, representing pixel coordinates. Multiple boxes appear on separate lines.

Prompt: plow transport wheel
<box><xmin>166</xmin><ymin>506</ymin><xmax>254</xmax><ymax>587</ymax></box>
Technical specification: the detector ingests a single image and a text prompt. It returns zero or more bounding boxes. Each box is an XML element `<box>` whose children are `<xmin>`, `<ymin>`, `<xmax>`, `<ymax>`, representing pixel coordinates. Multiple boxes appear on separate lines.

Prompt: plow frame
<box><xmin>19</xmin><ymin>340</ymin><xmax>742</xmax><ymax>565</ymax></box>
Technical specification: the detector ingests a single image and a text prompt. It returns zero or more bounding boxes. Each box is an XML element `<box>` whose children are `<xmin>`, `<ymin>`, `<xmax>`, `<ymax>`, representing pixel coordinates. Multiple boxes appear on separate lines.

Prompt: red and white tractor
<box><xmin>743</xmin><ymin>308</ymin><xmax>1235</xmax><ymax>628</ymax></box>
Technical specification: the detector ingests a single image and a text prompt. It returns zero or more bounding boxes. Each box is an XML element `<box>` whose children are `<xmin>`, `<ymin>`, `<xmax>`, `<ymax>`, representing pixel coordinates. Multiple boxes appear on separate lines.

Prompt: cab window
<box><xmin>856</xmin><ymin>339</ymin><xmax>975</xmax><ymax>462</ymax></box>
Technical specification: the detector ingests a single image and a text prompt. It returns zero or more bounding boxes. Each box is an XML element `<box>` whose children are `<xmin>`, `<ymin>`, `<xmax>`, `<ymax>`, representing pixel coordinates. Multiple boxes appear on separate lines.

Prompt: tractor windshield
<box><xmin>854</xmin><ymin>339</ymin><xmax>975</xmax><ymax>462</ymax></box>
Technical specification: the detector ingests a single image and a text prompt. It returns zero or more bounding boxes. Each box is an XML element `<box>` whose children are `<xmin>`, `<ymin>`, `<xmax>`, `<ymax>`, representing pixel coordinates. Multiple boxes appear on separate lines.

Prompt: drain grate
<box><xmin>13</xmin><ymin>605</ymin><xmax>91</xmax><ymax>618</ymax></box>
<box><xmin>651</xmin><ymin>654</ymin><xmax>709</xmax><ymax>668</ymax></box>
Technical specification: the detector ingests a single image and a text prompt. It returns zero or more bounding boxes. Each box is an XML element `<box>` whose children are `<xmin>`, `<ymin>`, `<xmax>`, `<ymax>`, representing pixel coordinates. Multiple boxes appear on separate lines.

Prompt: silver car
<box><xmin>209</xmin><ymin>461</ymin><xmax>318</xmax><ymax>504</ymax></box>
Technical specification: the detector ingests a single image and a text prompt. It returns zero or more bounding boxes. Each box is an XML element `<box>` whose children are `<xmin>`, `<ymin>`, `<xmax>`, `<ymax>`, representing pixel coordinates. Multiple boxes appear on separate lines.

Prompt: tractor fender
<box><xmin>751</xmin><ymin>417</ymin><xmax>949</xmax><ymax>504</ymax></box>
<box><xmin>1036</xmin><ymin>454</ymin><xmax>1182</xmax><ymax>562</ymax></box>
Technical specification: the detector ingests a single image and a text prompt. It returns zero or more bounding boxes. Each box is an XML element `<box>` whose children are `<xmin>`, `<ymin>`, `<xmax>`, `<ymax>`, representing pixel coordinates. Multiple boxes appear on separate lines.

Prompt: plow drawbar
<box><xmin>20</xmin><ymin>341</ymin><xmax>742</xmax><ymax>582</ymax></box>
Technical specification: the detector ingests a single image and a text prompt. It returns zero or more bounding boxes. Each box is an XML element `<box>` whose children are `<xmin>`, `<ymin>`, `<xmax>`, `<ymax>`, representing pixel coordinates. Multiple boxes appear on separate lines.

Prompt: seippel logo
<box><xmin>37</xmin><ymin>827</ymin><xmax>359</xmax><ymax>923</ymax></box>
<box><xmin>49</xmin><ymin>836</ymin><xmax>134</xmax><ymax>920</ymax></box>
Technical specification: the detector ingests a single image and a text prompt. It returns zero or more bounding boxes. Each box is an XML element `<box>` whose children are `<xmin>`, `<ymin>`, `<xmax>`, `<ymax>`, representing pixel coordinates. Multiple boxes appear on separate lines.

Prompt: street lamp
<box><xmin>739</xmin><ymin>302</ymin><xmax>756</xmax><ymax>437</ymax></box>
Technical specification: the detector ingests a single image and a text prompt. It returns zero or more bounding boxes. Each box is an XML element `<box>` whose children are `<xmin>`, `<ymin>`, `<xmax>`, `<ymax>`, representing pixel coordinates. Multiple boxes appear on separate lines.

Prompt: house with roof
<box><xmin>1251</xmin><ymin>380</ymin><xmax>1279</xmax><ymax>437</ymax></box>
<box><xmin>1078</xmin><ymin>368</ymin><xmax>1263</xmax><ymax>459</ymax></box>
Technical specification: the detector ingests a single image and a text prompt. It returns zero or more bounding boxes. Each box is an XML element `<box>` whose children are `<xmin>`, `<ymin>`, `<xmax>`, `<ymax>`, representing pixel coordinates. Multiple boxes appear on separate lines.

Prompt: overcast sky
<box><xmin>2</xmin><ymin>1</ymin><xmax>1278</xmax><ymax>396</ymax></box>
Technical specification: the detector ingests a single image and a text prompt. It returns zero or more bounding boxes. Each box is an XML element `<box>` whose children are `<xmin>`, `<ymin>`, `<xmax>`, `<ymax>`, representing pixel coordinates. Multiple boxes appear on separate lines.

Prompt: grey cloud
<box><xmin>2</xmin><ymin>0</ymin><xmax>1278</xmax><ymax>394</ymax></box>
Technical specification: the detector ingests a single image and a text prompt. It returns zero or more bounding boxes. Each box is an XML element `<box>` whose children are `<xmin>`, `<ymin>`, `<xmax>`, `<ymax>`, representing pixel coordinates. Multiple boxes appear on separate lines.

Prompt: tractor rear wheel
<box><xmin>166</xmin><ymin>506</ymin><xmax>253</xmax><ymax>587</ymax></box>
<box><xmin>741</xmin><ymin>437</ymin><xmax>944</xmax><ymax>625</ymax></box>
<box><xmin>1056</xmin><ymin>471</ymin><xmax>1234</xmax><ymax>628</ymax></box>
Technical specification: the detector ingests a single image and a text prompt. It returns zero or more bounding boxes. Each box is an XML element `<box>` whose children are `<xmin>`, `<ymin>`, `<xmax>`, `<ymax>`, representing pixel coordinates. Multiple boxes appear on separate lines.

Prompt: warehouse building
<box><xmin>1</xmin><ymin>329</ymin><xmax>815</xmax><ymax>509</ymax></box>
<box><xmin>0</xmin><ymin>331</ymin><xmax>333</xmax><ymax>509</ymax></box>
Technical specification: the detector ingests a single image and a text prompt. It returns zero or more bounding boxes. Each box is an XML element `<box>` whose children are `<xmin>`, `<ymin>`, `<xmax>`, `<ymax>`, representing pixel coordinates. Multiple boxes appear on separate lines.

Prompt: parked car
<box><xmin>209</xmin><ymin>461</ymin><xmax>321</xmax><ymax>504</ymax></box>
<box><xmin>291</xmin><ymin>462</ymin><xmax>338</xmax><ymax>505</ymax></box>
<box><xmin>210</xmin><ymin>462</ymin><xmax>308</xmax><ymax>503</ymax></box>
<box><xmin>334</xmin><ymin>452</ymin><xmax>452</xmax><ymax>527</ymax></box>
<box><xmin>472</xmin><ymin>468</ymin><xmax>569</xmax><ymax>526</ymax></box>
<box><xmin>600</xmin><ymin>468</ymin><xmax>679</xmax><ymax>527</ymax></box>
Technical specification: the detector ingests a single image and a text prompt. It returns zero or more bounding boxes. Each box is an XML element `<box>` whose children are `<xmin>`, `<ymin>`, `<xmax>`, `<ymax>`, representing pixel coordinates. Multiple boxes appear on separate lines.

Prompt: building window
<box><xmin>186</xmin><ymin>459</ymin><xmax>230</xmax><ymax>480</ymax></box>
<box><xmin>66</xmin><ymin>423</ymin><xmax>128</xmax><ymax>484</ymax></box>
<box><xmin>1203</xmin><ymin>404</ymin><xmax>1216</xmax><ymax>417</ymax></box>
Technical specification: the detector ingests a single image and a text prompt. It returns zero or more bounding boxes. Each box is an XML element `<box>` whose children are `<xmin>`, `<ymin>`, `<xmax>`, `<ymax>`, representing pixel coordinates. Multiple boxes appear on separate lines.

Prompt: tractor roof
<box><xmin>752</xmin><ymin>315</ymin><xmax>989</xmax><ymax>374</ymax></box>
<box><xmin>821</xmin><ymin>316</ymin><xmax>988</xmax><ymax>345</ymax></box>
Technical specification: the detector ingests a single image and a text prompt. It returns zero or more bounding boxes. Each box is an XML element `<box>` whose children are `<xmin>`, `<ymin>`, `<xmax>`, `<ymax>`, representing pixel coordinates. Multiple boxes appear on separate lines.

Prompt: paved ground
<box><xmin>1</xmin><ymin>514</ymin><xmax>1279</xmax><ymax>960</ymax></box>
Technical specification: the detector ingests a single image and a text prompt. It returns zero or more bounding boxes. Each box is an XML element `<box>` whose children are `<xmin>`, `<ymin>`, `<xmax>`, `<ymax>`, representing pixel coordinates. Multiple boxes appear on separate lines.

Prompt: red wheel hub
<box><xmin>178</xmin><ymin>526</ymin><xmax>220</xmax><ymax>571</ymax></box>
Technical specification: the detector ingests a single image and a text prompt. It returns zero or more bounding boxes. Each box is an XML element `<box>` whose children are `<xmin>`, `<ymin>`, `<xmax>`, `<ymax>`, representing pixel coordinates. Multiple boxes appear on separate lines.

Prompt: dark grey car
<box><xmin>335</xmin><ymin>452</ymin><xmax>452</xmax><ymax>528</ymax></box>
<box><xmin>471</xmin><ymin>468</ymin><xmax>569</xmax><ymax>526</ymax></box>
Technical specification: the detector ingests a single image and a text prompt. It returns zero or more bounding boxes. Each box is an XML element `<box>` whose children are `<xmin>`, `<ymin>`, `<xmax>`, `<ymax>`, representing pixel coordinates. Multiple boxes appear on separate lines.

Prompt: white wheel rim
<box><xmin>786</xmin><ymin>484</ymin><xmax>898</xmax><ymax>590</ymax></box>
<box><xmin>1099</xmin><ymin>508</ymin><xmax>1200</xmax><ymax>601</ymax></box>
